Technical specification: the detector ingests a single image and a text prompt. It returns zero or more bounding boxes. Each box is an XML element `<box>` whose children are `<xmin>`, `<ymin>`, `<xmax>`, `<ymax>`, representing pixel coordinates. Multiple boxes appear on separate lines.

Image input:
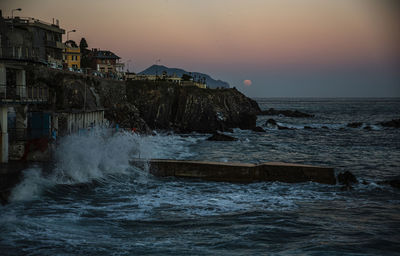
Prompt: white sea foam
<box><xmin>9</xmin><ymin>168</ymin><xmax>50</xmax><ymax>201</ymax></box>
<box><xmin>9</xmin><ymin>128</ymin><xmax>199</xmax><ymax>202</ymax></box>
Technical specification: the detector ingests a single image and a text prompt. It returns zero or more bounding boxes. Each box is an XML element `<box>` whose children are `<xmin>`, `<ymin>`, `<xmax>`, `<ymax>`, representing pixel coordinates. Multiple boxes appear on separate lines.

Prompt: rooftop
<box><xmin>5</xmin><ymin>16</ymin><xmax>65</xmax><ymax>34</ymax></box>
<box><xmin>91</xmin><ymin>49</ymin><xmax>120</xmax><ymax>59</ymax></box>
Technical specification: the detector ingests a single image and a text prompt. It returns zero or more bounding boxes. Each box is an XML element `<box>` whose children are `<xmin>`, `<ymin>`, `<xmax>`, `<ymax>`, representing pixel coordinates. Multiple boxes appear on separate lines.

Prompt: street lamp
<box><xmin>67</xmin><ymin>29</ymin><xmax>76</xmax><ymax>41</ymax></box>
<box><xmin>11</xmin><ymin>8</ymin><xmax>22</xmax><ymax>18</ymax></box>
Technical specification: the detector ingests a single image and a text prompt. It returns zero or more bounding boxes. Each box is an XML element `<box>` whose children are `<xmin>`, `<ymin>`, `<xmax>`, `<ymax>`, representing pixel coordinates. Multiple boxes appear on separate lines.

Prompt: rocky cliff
<box><xmin>126</xmin><ymin>80</ymin><xmax>260</xmax><ymax>133</ymax></box>
<box><xmin>26</xmin><ymin>65</ymin><xmax>149</xmax><ymax>133</ymax></box>
<box><xmin>26</xmin><ymin>65</ymin><xmax>260</xmax><ymax>134</ymax></box>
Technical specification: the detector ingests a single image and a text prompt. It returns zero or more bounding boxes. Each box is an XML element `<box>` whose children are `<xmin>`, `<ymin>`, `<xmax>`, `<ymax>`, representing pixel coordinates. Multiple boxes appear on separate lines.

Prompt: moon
<box><xmin>243</xmin><ymin>80</ymin><xmax>252</xmax><ymax>86</ymax></box>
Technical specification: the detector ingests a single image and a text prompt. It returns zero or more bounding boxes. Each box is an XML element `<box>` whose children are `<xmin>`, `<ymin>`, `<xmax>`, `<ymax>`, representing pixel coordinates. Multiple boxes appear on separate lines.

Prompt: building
<box><xmin>88</xmin><ymin>49</ymin><xmax>122</xmax><ymax>78</ymax></box>
<box><xmin>166</xmin><ymin>75</ymin><xmax>182</xmax><ymax>85</ymax></box>
<box><xmin>63</xmin><ymin>40</ymin><xmax>81</xmax><ymax>70</ymax></box>
<box><xmin>126</xmin><ymin>73</ymin><xmax>157</xmax><ymax>81</ymax></box>
<box><xmin>55</xmin><ymin>110</ymin><xmax>106</xmax><ymax>136</ymax></box>
<box><xmin>0</xmin><ymin>11</ymin><xmax>65</xmax><ymax>67</ymax></box>
<box><xmin>0</xmin><ymin>11</ymin><xmax>53</xmax><ymax>163</ymax></box>
<box><xmin>125</xmin><ymin>72</ymin><xmax>207</xmax><ymax>88</ymax></box>
<box><xmin>181</xmin><ymin>81</ymin><xmax>207</xmax><ymax>89</ymax></box>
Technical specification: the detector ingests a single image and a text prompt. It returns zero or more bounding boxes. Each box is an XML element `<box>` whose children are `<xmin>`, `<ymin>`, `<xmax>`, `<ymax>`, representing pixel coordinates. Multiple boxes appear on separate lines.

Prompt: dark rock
<box><xmin>321</xmin><ymin>126</ymin><xmax>329</xmax><ymax>129</ymax></box>
<box><xmin>379</xmin><ymin>119</ymin><xmax>400</xmax><ymax>128</ymax></box>
<box><xmin>277</xmin><ymin>125</ymin><xmax>293</xmax><ymax>130</ymax></box>
<box><xmin>126</xmin><ymin>81</ymin><xmax>261</xmax><ymax>133</ymax></box>
<box><xmin>347</xmin><ymin>122</ymin><xmax>363</xmax><ymax>128</ymax></box>
<box><xmin>207</xmin><ymin>132</ymin><xmax>238</xmax><ymax>141</ymax></box>
<box><xmin>337</xmin><ymin>171</ymin><xmax>358</xmax><ymax>186</ymax></box>
<box><xmin>26</xmin><ymin>66</ymin><xmax>260</xmax><ymax>135</ymax></box>
<box><xmin>340</xmin><ymin>185</ymin><xmax>353</xmax><ymax>191</ymax></box>
<box><xmin>361</xmin><ymin>180</ymin><xmax>370</xmax><ymax>185</ymax></box>
<box><xmin>25</xmin><ymin>65</ymin><xmax>151</xmax><ymax>134</ymax></box>
<box><xmin>259</xmin><ymin>108</ymin><xmax>314</xmax><ymax>118</ymax></box>
<box><xmin>105</xmin><ymin>102</ymin><xmax>150</xmax><ymax>134</ymax></box>
<box><xmin>252</xmin><ymin>126</ymin><xmax>266</xmax><ymax>132</ymax></box>
<box><xmin>265</xmin><ymin>119</ymin><xmax>277</xmax><ymax>126</ymax></box>
<box><xmin>388</xmin><ymin>180</ymin><xmax>400</xmax><ymax>189</ymax></box>
<box><xmin>378</xmin><ymin>179</ymin><xmax>400</xmax><ymax>189</ymax></box>
<box><xmin>304</xmin><ymin>126</ymin><xmax>316</xmax><ymax>130</ymax></box>
<box><xmin>363</xmin><ymin>126</ymin><xmax>372</xmax><ymax>131</ymax></box>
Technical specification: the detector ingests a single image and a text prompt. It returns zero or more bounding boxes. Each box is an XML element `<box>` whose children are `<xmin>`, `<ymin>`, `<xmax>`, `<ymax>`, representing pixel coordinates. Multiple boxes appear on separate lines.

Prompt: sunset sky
<box><xmin>1</xmin><ymin>0</ymin><xmax>399</xmax><ymax>97</ymax></box>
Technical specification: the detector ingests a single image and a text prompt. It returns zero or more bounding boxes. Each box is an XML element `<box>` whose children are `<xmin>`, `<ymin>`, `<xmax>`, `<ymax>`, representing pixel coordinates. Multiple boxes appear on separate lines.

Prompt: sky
<box><xmin>1</xmin><ymin>0</ymin><xmax>399</xmax><ymax>97</ymax></box>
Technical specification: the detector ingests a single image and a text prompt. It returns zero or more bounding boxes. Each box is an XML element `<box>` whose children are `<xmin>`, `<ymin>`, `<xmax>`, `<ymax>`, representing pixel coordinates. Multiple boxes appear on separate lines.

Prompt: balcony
<box><xmin>0</xmin><ymin>85</ymin><xmax>49</xmax><ymax>104</ymax></box>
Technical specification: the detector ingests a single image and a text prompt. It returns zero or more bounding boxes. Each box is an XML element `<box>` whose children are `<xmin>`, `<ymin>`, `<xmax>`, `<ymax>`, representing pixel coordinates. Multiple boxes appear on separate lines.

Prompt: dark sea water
<box><xmin>1</xmin><ymin>98</ymin><xmax>400</xmax><ymax>255</ymax></box>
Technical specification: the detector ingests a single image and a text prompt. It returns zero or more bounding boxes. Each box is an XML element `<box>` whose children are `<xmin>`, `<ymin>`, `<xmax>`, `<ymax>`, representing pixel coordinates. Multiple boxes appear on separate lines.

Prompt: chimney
<box><xmin>52</xmin><ymin>18</ymin><xmax>54</xmax><ymax>24</ymax></box>
<box><xmin>56</xmin><ymin>19</ymin><xmax>59</xmax><ymax>26</ymax></box>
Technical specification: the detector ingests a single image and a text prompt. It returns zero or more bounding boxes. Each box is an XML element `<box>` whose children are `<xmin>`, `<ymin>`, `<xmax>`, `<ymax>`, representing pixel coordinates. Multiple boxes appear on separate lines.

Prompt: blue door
<box><xmin>28</xmin><ymin>112</ymin><xmax>50</xmax><ymax>139</ymax></box>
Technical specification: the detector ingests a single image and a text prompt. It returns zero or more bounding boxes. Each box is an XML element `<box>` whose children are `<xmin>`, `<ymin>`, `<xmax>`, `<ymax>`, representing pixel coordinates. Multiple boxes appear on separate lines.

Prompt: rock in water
<box><xmin>277</xmin><ymin>125</ymin><xmax>293</xmax><ymax>130</ymax></box>
<box><xmin>378</xmin><ymin>179</ymin><xmax>400</xmax><ymax>190</ymax></box>
<box><xmin>379</xmin><ymin>119</ymin><xmax>400</xmax><ymax>128</ymax></box>
<box><xmin>337</xmin><ymin>171</ymin><xmax>358</xmax><ymax>189</ymax></box>
<box><xmin>363</xmin><ymin>126</ymin><xmax>372</xmax><ymax>131</ymax></box>
<box><xmin>252</xmin><ymin>126</ymin><xmax>266</xmax><ymax>132</ymax></box>
<box><xmin>207</xmin><ymin>132</ymin><xmax>238</xmax><ymax>141</ymax></box>
<box><xmin>265</xmin><ymin>119</ymin><xmax>277</xmax><ymax>127</ymax></box>
<box><xmin>259</xmin><ymin>108</ymin><xmax>314</xmax><ymax>118</ymax></box>
<box><xmin>347</xmin><ymin>122</ymin><xmax>363</xmax><ymax>128</ymax></box>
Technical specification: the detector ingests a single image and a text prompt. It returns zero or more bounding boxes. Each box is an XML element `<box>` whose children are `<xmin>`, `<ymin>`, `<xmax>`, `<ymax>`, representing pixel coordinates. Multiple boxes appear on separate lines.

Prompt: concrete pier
<box><xmin>132</xmin><ymin>159</ymin><xmax>336</xmax><ymax>185</ymax></box>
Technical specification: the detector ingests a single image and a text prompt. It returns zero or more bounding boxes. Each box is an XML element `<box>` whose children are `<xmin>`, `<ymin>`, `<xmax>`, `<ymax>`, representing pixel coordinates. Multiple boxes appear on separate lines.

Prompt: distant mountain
<box><xmin>138</xmin><ymin>65</ymin><xmax>230</xmax><ymax>89</ymax></box>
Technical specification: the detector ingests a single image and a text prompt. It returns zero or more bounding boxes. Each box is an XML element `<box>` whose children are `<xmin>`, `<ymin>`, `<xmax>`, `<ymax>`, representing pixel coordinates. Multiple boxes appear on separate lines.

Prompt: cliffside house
<box><xmin>181</xmin><ymin>81</ymin><xmax>207</xmax><ymax>89</ymax></box>
<box><xmin>126</xmin><ymin>74</ymin><xmax>157</xmax><ymax>81</ymax></box>
<box><xmin>62</xmin><ymin>40</ymin><xmax>81</xmax><ymax>70</ymax></box>
<box><xmin>88</xmin><ymin>49</ymin><xmax>124</xmax><ymax>79</ymax></box>
<box><xmin>125</xmin><ymin>72</ymin><xmax>207</xmax><ymax>88</ymax></box>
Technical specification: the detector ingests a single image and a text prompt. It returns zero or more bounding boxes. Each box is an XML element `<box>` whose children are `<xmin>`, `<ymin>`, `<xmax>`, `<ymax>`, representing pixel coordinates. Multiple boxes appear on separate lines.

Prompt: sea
<box><xmin>1</xmin><ymin>98</ymin><xmax>399</xmax><ymax>255</ymax></box>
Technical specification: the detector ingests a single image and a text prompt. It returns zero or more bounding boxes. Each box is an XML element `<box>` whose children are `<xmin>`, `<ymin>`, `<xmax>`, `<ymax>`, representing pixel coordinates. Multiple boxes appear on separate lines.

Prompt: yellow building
<box><xmin>63</xmin><ymin>41</ymin><xmax>81</xmax><ymax>70</ymax></box>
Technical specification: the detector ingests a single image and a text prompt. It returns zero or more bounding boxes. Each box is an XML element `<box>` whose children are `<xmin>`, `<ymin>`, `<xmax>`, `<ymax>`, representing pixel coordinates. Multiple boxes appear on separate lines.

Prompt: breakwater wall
<box><xmin>132</xmin><ymin>159</ymin><xmax>336</xmax><ymax>185</ymax></box>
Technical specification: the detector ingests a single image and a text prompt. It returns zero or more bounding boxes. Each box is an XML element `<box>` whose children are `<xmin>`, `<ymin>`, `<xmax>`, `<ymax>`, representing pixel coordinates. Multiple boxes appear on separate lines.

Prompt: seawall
<box><xmin>132</xmin><ymin>159</ymin><xmax>337</xmax><ymax>185</ymax></box>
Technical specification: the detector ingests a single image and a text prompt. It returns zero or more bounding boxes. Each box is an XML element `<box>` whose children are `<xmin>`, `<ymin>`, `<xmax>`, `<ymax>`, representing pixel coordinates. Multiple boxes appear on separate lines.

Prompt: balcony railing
<box><xmin>0</xmin><ymin>85</ymin><xmax>49</xmax><ymax>103</ymax></box>
<box><xmin>0</xmin><ymin>47</ymin><xmax>46</xmax><ymax>63</ymax></box>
